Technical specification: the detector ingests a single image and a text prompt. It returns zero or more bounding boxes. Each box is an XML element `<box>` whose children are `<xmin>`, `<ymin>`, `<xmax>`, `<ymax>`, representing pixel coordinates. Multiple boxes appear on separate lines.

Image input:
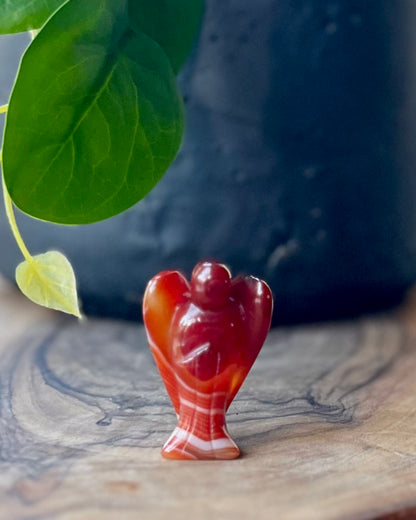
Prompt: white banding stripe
<box><xmin>172</xmin><ymin>428</ymin><xmax>238</xmax><ymax>452</ymax></box>
<box><xmin>179</xmin><ymin>397</ymin><xmax>225</xmax><ymax>415</ymax></box>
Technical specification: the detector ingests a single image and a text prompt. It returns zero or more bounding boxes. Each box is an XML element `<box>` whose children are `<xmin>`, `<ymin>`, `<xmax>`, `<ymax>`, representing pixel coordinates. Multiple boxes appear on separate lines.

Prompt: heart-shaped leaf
<box><xmin>0</xmin><ymin>0</ymin><xmax>65</xmax><ymax>34</ymax></box>
<box><xmin>2</xmin><ymin>0</ymin><xmax>184</xmax><ymax>224</ymax></box>
<box><xmin>16</xmin><ymin>251</ymin><xmax>81</xmax><ymax>317</ymax></box>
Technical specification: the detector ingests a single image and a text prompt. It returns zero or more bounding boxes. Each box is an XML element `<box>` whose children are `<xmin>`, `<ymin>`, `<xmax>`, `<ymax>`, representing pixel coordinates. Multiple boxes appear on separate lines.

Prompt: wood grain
<box><xmin>0</xmin><ymin>277</ymin><xmax>415</xmax><ymax>520</ymax></box>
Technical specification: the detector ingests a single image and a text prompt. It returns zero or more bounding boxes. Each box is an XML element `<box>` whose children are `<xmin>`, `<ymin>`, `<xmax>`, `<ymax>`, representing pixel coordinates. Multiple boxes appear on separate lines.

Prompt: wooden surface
<box><xmin>0</xmin><ymin>277</ymin><xmax>415</xmax><ymax>520</ymax></box>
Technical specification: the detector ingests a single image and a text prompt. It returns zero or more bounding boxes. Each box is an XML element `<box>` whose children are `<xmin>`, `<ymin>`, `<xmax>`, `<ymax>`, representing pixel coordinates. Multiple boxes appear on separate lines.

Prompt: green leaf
<box><xmin>0</xmin><ymin>0</ymin><xmax>65</xmax><ymax>34</ymax></box>
<box><xmin>16</xmin><ymin>251</ymin><xmax>81</xmax><ymax>317</ymax></box>
<box><xmin>129</xmin><ymin>0</ymin><xmax>205</xmax><ymax>73</ymax></box>
<box><xmin>3</xmin><ymin>0</ymin><xmax>184</xmax><ymax>224</ymax></box>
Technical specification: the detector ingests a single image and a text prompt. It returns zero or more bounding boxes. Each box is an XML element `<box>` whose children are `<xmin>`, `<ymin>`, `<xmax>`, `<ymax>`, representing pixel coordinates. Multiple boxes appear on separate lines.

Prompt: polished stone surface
<box><xmin>143</xmin><ymin>261</ymin><xmax>272</xmax><ymax>459</ymax></box>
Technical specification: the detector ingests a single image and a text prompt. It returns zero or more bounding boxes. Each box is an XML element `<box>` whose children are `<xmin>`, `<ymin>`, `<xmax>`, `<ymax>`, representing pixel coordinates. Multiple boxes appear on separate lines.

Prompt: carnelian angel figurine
<box><xmin>143</xmin><ymin>261</ymin><xmax>273</xmax><ymax>460</ymax></box>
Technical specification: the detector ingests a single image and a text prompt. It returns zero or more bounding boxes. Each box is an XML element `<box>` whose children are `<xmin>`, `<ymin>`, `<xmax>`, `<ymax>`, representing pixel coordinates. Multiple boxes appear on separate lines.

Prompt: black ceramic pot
<box><xmin>1</xmin><ymin>0</ymin><xmax>416</xmax><ymax>324</ymax></box>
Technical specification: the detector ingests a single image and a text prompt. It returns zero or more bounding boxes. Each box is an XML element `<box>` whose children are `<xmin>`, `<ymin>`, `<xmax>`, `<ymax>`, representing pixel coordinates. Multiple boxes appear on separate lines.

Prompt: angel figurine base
<box><xmin>143</xmin><ymin>261</ymin><xmax>273</xmax><ymax>460</ymax></box>
<box><xmin>162</xmin><ymin>395</ymin><xmax>240</xmax><ymax>460</ymax></box>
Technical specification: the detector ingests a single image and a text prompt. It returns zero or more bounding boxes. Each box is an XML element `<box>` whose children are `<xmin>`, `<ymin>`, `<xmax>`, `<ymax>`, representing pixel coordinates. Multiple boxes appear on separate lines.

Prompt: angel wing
<box><xmin>143</xmin><ymin>271</ymin><xmax>190</xmax><ymax>413</ymax></box>
<box><xmin>226</xmin><ymin>275</ymin><xmax>273</xmax><ymax>407</ymax></box>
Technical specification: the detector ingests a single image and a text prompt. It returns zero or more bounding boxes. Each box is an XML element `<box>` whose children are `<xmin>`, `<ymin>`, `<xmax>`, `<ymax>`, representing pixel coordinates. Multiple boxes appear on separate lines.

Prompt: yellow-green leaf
<box><xmin>15</xmin><ymin>251</ymin><xmax>81</xmax><ymax>317</ymax></box>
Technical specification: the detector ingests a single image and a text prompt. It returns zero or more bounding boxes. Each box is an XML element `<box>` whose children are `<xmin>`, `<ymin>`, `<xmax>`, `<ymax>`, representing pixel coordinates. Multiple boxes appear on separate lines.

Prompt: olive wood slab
<box><xmin>0</xmin><ymin>277</ymin><xmax>415</xmax><ymax>520</ymax></box>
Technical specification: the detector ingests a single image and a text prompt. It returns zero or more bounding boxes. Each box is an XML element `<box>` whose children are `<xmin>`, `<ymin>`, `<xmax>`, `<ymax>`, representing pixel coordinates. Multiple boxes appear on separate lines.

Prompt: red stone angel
<box><xmin>143</xmin><ymin>261</ymin><xmax>273</xmax><ymax>460</ymax></box>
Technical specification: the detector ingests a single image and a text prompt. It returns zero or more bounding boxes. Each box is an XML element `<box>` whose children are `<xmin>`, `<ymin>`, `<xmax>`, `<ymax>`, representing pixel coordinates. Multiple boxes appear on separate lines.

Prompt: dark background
<box><xmin>1</xmin><ymin>0</ymin><xmax>416</xmax><ymax>324</ymax></box>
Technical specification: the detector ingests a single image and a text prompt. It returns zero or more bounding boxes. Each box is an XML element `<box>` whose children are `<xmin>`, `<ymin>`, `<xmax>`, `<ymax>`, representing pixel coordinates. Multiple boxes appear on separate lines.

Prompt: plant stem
<box><xmin>0</xmin><ymin>104</ymin><xmax>8</xmax><ymax>114</ymax></box>
<box><xmin>0</xmin><ymin>155</ymin><xmax>33</xmax><ymax>263</ymax></box>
